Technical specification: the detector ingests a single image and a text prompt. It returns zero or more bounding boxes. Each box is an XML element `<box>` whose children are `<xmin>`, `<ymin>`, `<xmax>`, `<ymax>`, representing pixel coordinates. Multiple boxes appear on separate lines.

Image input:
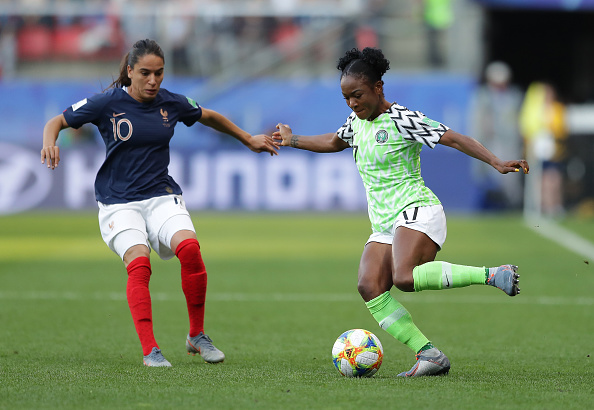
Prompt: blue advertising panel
<box><xmin>0</xmin><ymin>75</ymin><xmax>481</xmax><ymax>214</ymax></box>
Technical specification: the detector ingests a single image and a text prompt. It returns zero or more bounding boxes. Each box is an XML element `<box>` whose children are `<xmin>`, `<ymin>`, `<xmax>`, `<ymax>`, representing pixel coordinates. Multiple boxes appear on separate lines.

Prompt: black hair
<box><xmin>107</xmin><ymin>39</ymin><xmax>165</xmax><ymax>89</ymax></box>
<box><xmin>337</xmin><ymin>47</ymin><xmax>390</xmax><ymax>84</ymax></box>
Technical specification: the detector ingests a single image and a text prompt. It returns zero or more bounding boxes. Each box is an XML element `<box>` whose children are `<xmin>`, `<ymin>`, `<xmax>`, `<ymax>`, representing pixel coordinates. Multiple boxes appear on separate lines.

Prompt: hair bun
<box><xmin>337</xmin><ymin>47</ymin><xmax>390</xmax><ymax>83</ymax></box>
<box><xmin>360</xmin><ymin>48</ymin><xmax>390</xmax><ymax>77</ymax></box>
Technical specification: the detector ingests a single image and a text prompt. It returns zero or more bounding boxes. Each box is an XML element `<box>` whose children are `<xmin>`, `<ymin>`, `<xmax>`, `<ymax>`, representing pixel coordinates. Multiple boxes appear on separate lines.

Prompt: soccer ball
<box><xmin>331</xmin><ymin>329</ymin><xmax>383</xmax><ymax>377</ymax></box>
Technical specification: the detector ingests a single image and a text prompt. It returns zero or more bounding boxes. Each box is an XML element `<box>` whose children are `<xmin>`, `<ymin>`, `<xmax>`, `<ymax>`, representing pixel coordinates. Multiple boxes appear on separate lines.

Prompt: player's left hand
<box><xmin>248</xmin><ymin>134</ymin><xmax>278</xmax><ymax>156</ymax></box>
<box><xmin>496</xmin><ymin>159</ymin><xmax>529</xmax><ymax>174</ymax></box>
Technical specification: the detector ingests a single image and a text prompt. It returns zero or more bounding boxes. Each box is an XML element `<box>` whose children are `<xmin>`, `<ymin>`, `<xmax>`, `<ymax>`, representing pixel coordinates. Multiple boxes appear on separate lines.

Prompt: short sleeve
<box><xmin>336</xmin><ymin>112</ymin><xmax>357</xmax><ymax>147</ymax></box>
<box><xmin>387</xmin><ymin>104</ymin><xmax>449</xmax><ymax>149</ymax></box>
<box><xmin>180</xmin><ymin>96</ymin><xmax>203</xmax><ymax>127</ymax></box>
<box><xmin>63</xmin><ymin>94</ymin><xmax>106</xmax><ymax>129</ymax></box>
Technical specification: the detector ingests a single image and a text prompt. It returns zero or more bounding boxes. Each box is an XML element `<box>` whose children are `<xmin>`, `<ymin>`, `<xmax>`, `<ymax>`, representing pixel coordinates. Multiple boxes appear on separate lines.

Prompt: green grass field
<box><xmin>1</xmin><ymin>212</ymin><xmax>593</xmax><ymax>409</ymax></box>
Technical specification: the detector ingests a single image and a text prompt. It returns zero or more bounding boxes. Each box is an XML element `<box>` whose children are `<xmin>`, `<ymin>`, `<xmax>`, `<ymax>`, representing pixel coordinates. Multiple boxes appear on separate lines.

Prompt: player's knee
<box><xmin>357</xmin><ymin>281</ymin><xmax>373</xmax><ymax>301</ymax></box>
<box><xmin>176</xmin><ymin>238</ymin><xmax>205</xmax><ymax>272</ymax></box>
<box><xmin>114</xmin><ymin>229</ymin><xmax>149</xmax><ymax>266</ymax></box>
<box><xmin>392</xmin><ymin>270</ymin><xmax>415</xmax><ymax>292</ymax></box>
<box><xmin>357</xmin><ymin>279</ymin><xmax>381</xmax><ymax>302</ymax></box>
<box><xmin>175</xmin><ymin>238</ymin><xmax>200</xmax><ymax>258</ymax></box>
<box><xmin>123</xmin><ymin>244</ymin><xmax>150</xmax><ymax>267</ymax></box>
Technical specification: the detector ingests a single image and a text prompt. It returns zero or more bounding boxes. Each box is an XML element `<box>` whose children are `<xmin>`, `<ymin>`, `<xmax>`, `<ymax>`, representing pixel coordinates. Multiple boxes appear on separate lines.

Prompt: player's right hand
<box><xmin>41</xmin><ymin>145</ymin><xmax>60</xmax><ymax>170</ymax></box>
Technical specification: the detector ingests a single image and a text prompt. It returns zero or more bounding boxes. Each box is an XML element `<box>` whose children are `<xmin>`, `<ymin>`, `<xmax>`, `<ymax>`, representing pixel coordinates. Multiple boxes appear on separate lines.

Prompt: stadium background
<box><xmin>1</xmin><ymin>2</ymin><xmax>594</xmax><ymax>408</ymax></box>
<box><xmin>2</xmin><ymin>0</ymin><xmax>594</xmax><ymax>215</ymax></box>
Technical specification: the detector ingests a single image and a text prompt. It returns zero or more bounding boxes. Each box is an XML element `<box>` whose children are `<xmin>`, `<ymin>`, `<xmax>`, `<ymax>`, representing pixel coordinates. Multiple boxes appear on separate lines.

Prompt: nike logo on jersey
<box><xmin>113</xmin><ymin>112</ymin><xmax>126</xmax><ymax>117</ymax></box>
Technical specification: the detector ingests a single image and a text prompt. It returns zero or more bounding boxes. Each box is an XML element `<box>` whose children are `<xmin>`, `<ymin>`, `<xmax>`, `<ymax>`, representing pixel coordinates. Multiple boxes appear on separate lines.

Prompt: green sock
<box><xmin>365</xmin><ymin>291</ymin><xmax>429</xmax><ymax>353</ymax></box>
<box><xmin>412</xmin><ymin>261</ymin><xmax>488</xmax><ymax>292</ymax></box>
<box><xmin>418</xmin><ymin>342</ymin><xmax>434</xmax><ymax>353</ymax></box>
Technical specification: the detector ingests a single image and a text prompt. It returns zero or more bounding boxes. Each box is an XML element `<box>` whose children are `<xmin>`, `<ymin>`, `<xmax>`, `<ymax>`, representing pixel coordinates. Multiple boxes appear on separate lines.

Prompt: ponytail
<box><xmin>107</xmin><ymin>52</ymin><xmax>132</xmax><ymax>89</ymax></box>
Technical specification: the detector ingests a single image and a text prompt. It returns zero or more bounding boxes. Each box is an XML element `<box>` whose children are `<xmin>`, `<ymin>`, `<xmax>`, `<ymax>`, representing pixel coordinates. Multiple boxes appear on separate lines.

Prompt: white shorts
<box><xmin>366</xmin><ymin>204</ymin><xmax>447</xmax><ymax>250</ymax></box>
<box><xmin>98</xmin><ymin>194</ymin><xmax>195</xmax><ymax>260</ymax></box>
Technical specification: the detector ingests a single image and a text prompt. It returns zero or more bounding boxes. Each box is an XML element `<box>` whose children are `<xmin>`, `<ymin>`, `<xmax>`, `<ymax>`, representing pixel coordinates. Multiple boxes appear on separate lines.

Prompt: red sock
<box><xmin>126</xmin><ymin>256</ymin><xmax>158</xmax><ymax>356</ymax></box>
<box><xmin>176</xmin><ymin>238</ymin><xmax>207</xmax><ymax>338</ymax></box>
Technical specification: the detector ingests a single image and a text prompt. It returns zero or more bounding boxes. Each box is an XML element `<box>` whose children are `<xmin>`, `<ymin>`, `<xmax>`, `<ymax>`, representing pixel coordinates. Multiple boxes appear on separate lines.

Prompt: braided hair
<box><xmin>337</xmin><ymin>47</ymin><xmax>390</xmax><ymax>84</ymax></box>
<box><xmin>108</xmin><ymin>39</ymin><xmax>165</xmax><ymax>89</ymax></box>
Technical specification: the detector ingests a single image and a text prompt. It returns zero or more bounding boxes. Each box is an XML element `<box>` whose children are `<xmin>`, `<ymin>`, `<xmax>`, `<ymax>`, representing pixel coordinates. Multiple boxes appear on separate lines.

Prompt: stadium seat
<box><xmin>17</xmin><ymin>25</ymin><xmax>52</xmax><ymax>61</ymax></box>
<box><xmin>53</xmin><ymin>25</ymin><xmax>85</xmax><ymax>59</ymax></box>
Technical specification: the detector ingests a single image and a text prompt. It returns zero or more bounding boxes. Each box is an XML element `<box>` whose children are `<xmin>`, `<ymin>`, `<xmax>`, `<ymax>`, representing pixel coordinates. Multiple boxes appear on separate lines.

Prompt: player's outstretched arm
<box><xmin>41</xmin><ymin>114</ymin><xmax>69</xmax><ymax>170</ymax></box>
<box><xmin>198</xmin><ymin>108</ymin><xmax>278</xmax><ymax>156</ymax></box>
<box><xmin>272</xmin><ymin>123</ymin><xmax>349</xmax><ymax>153</ymax></box>
<box><xmin>439</xmin><ymin>129</ymin><xmax>529</xmax><ymax>174</ymax></box>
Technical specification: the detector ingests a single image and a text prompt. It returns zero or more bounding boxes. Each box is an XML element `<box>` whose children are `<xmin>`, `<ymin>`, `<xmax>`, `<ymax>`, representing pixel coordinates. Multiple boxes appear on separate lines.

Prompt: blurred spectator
<box><xmin>164</xmin><ymin>13</ymin><xmax>194</xmax><ymax>74</ymax></box>
<box><xmin>5</xmin><ymin>0</ymin><xmax>391</xmax><ymax>77</ymax></box>
<box><xmin>16</xmin><ymin>16</ymin><xmax>52</xmax><ymax>61</ymax></box>
<box><xmin>520</xmin><ymin>81</ymin><xmax>568</xmax><ymax>217</ymax></box>
<box><xmin>353</xmin><ymin>0</ymin><xmax>386</xmax><ymax>50</ymax></box>
<box><xmin>78</xmin><ymin>11</ymin><xmax>122</xmax><ymax>57</ymax></box>
<box><xmin>355</xmin><ymin>25</ymin><xmax>378</xmax><ymax>50</ymax></box>
<box><xmin>420</xmin><ymin>0</ymin><xmax>453</xmax><ymax>68</ymax></box>
<box><xmin>0</xmin><ymin>17</ymin><xmax>18</xmax><ymax>78</ymax></box>
<box><xmin>469</xmin><ymin>61</ymin><xmax>524</xmax><ymax>210</ymax></box>
<box><xmin>116</xmin><ymin>0</ymin><xmax>157</xmax><ymax>49</ymax></box>
<box><xmin>14</xmin><ymin>4</ymin><xmax>123</xmax><ymax>62</ymax></box>
<box><xmin>270</xmin><ymin>17</ymin><xmax>303</xmax><ymax>61</ymax></box>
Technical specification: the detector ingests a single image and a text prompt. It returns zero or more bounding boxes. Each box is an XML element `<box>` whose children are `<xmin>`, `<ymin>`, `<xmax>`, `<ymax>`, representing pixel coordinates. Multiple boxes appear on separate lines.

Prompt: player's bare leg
<box><xmin>359</xmin><ymin>240</ymin><xmax>447</xmax><ymax>376</ymax></box>
<box><xmin>392</xmin><ymin>226</ymin><xmax>439</xmax><ymax>292</ymax></box>
<box><xmin>357</xmin><ymin>242</ymin><xmax>393</xmax><ymax>303</ymax></box>
<box><xmin>389</xmin><ymin>227</ymin><xmax>450</xmax><ymax>376</ymax></box>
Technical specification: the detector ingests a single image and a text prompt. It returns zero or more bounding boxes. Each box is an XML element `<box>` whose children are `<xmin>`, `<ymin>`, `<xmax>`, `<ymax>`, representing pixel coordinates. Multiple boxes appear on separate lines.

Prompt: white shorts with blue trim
<box><xmin>366</xmin><ymin>204</ymin><xmax>447</xmax><ymax>249</ymax></box>
<box><xmin>98</xmin><ymin>194</ymin><xmax>195</xmax><ymax>260</ymax></box>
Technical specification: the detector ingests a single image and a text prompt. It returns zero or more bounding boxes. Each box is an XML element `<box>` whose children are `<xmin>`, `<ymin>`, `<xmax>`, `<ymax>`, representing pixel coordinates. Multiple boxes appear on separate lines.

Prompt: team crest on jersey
<box><xmin>375</xmin><ymin>129</ymin><xmax>389</xmax><ymax>144</ymax></box>
<box><xmin>160</xmin><ymin>108</ymin><xmax>170</xmax><ymax>127</ymax></box>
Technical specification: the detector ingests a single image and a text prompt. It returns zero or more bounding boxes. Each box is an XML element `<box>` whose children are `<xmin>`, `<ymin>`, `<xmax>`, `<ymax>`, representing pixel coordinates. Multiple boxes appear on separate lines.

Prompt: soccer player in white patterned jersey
<box><xmin>336</xmin><ymin>105</ymin><xmax>445</xmax><ymax>235</ymax></box>
<box><xmin>273</xmin><ymin>47</ymin><xmax>529</xmax><ymax>377</ymax></box>
<box><xmin>41</xmin><ymin>39</ymin><xmax>278</xmax><ymax>367</ymax></box>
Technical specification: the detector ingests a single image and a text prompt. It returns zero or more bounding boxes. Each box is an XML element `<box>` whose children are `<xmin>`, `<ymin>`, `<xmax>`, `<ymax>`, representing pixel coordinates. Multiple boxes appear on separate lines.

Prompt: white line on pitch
<box><xmin>525</xmin><ymin>216</ymin><xmax>594</xmax><ymax>261</ymax></box>
<box><xmin>0</xmin><ymin>290</ymin><xmax>592</xmax><ymax>306</ymax></box>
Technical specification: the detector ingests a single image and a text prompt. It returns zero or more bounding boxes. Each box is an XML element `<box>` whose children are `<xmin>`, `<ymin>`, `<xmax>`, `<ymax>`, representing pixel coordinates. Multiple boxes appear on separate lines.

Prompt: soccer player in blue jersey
<box><xmin>273</xmin><ymin>47</ymin><xmax>529</xmax><ymax>377</ymax></box>
<box><xmin>41</xmin><ymin>39</ymin><xmax>278</xmax><ymax>367</ymax></box>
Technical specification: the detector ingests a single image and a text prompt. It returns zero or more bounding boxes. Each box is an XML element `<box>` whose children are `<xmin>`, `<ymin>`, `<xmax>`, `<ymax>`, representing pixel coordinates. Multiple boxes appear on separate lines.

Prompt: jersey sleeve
<box><xmin>179</xmin><ymin>96</ymin><xmax>203</xmax><ymax>126</ymax></box>
<box><xmin>388</xmin><ymin>104</ymin><xmax>449</xmax><ymax>149</ymax></box>
<box><xmin>336</xmin><ymin>112</ymin><xmax>357</xmax><ymax>147</ymax></box>
<box><xmin>63</xmin><ymin>93</ymin><xmax>108</xmax><ymax>129</ymax></box>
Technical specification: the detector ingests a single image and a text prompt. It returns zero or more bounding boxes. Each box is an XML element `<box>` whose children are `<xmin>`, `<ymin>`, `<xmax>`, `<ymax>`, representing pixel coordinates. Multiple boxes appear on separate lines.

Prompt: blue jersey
<box><xmin>63</xmin><ymin>87</ymin><xmax>202</xmax><ymax>204</ymax></box>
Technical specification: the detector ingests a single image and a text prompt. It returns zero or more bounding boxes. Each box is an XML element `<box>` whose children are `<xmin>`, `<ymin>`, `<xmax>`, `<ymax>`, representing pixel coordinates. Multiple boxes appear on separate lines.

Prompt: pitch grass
<box><xmin>1</xmin><ymin>212</ymin><xmax>593</xmax><ymax>409</ymax></box>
